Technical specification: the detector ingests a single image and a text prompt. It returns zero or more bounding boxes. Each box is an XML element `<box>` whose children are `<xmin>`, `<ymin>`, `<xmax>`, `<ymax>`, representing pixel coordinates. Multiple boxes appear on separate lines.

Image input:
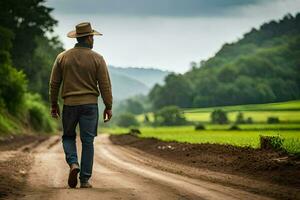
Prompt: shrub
<box><xmin>267</xmin><ymin>117</ymin><xmax>280</xmax><ymax>124</ymax></box>
<box><xmin>235</xmin><ymin>112</ymin><xmax>245</xmax><ymax>124</ymax></box>
<box><xmin>229</xmin><ymin>124</ymin><xmax>240</xmax><ymax>130</ymax></box>
<box><xmin>195</xmin><ymin>124</ymin><xmax>205</xmax><ymax>130</ymax></box>
<box><xmin>116</xmin><ymin>113</ymin><xmax>139</xmax><ymax>127</ymax></box>
<box><xmin>25</xmin><ymin>93</ymin><xmax>56</xmax><ymax>132</ymax></box>
<box><xmin>211</xmin><ymin>109</ymin><xmax>228</xmax><ymax>124</ymax></box>
<box><xmin>153</xmin><ymin>106</ymin><xmax>188</xmax><ymax>126</ymax></box>
<box><xmin>246</xmin><ymin>117</ymin><xmax>253</xmax><ymax>124</ymax></box>
<box><xmin>129</xmin><ymin>128</ymin><xmax>141</xmax><ymax>135</ymax></box>
<box><xmin>260</xmin><ymin>135</ymin><xmax>284</xmax><ymax>151</ymax></box>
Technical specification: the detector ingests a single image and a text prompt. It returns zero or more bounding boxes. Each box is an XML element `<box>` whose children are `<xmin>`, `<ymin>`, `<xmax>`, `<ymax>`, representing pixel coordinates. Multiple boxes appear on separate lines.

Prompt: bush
<box><xmin>25</xmin><ymin>93</ymin><xmax>56</xmax><ymax>132</ymax></box>
<box><xmin>195</xmin><ymin>124</ymin><xmax>205</xmax><ymax>130</ymax></box>
<box><xmin>153</xmin><ymin>106</ymin><xmax>188</xmax><ymax>126</ymax></box>
<box><xmin>260</xmin><ymin>135</ymin><xmax>284</xmax><ymax>151</ymax></box>
<box><xmin>229</xmin><ymin>124</ymin><xmax>240</xmax><ymax>130</ymax></box>
<box><xmin>211</xmin><ymin>109</ymin><xmax>228</xmax><ymax>124</ymax></box>
<box><xmin>235</xmin><ymin>112</ymin><xmax>245</xmax><ymax>124</ymax></box>
<box><xmin>116</xmin><ymin>113</ymin><xmax>139</xmax><ymax>127</ymax></box>
<box><xmin>0</xmin><ymin>26</ymin><xmax>27</xmax><ymax>114</ymax></box>
<box><xmin>129</xmin><ymin>128</ymin><xmax>141</xmax><ymax>135</ymax></box>
<box><xmin>267</xmin><ymin>117</ymin><xmax>280</xmax><ymax>124</ymax></box>
<box><xmin>246</xmin><ymin>117</ymin><xmax>253</xmax><ymax>124</ymax></box>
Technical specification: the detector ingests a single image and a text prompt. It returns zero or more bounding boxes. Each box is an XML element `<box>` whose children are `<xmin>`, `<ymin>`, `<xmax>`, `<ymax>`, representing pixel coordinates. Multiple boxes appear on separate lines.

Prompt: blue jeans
<box><xmin>62</xmin><ymin>103</ymin><xmax>99</xmax><ymax>183</ymax></box>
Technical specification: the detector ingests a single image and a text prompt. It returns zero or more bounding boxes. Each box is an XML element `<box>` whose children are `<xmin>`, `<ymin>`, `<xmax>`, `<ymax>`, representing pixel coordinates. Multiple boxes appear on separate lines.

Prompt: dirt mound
<box><xmin>110</xmin><ymin>134</ymin><xmax>300</xmax><ymax>188</ymax></box>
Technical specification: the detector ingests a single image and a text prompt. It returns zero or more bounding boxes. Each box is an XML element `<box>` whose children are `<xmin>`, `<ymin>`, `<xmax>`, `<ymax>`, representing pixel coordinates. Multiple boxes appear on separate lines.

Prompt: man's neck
<box><xmin>75</xmin><ymin>42</ymin><xmax>92</xmax><ymax>49</ymax></box>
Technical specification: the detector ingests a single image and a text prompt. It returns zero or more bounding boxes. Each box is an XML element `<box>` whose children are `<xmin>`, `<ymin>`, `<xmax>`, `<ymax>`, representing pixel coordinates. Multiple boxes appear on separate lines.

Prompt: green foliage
<box><xmin>211</xmin><ymin>109</ymin><xmax>228</xmax><ymax>124</ymax></box>
<box><xmin>267</xmin><ymin>117</ymin><xmax>280</xmax><ymax>124</ymax></box>
<box><xmin>260</xmin><ymin>135</ymin><xmax>284</xmax><ymax>151</ymax></box>
<box><xmin>236</xmin><ymin>112</ymin><xmax>245</xmax><ymax>124</ymax></box>
<box><xmin>0</xmin><ymin>0</ymin><xmax>57</xmax><ymax>76</ymax></box>
<box><xmin>0</xmin><ymin>26</ymin><xmax>27</xmax><ymax>114</ymax></box>
<box><xmin>195</xmin><ymin>123</ymin><xmax>205</xmax><ymax>130</ymax></box>
<box><xmin>25</xmin><ymin>93</ymin><xmax>56</xmax><ymax>132</ymax></box>
<box><xmin>0</xmin><ymin>111</ymin><xmax>19</xmax><ymax>134</ymax></box>
<box><xmin>0</xmin><ymin>1</ymin><xmax>60</xmax><ymax>134</ymax></box>
<box><xmin>116</xmin><ymin>113</ymin><xmax>139</xmax><ymax>127</ymax></box>
<box><xmin>30</xmin><ymin>36</ymin><xmax>64</xmax><ymax>100</ymax></box>
<box><xmin>153</xmin><ymin>106</ymin><xmax>188</xmax><ymax>126</ymax></box>
<box><xmin>122</xmin><ymin>99</ymin><xmax>144</xmax><ymax>114</ymax></box>
<box><xmin>149</xmin><ymin>74</ymin><xmax>193</xmax><ymax>109</ymax></box>
<box><xmin>149</xmin><ymin>13</ymin><xmax>300</xmax><ymax>109</ymax></box>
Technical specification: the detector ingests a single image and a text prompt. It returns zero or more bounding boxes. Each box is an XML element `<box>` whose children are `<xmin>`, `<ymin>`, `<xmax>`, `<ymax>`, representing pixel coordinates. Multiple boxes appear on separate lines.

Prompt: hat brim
<box><xmin>67</xmin><ymin>29</ymin><xmax>103</xmax><ymax>38</ymax></box>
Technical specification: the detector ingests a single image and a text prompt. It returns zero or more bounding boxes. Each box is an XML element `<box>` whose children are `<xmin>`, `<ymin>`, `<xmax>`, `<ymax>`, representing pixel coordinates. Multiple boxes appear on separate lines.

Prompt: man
<box><xmin>49</xmin><ymin>22</ymin><xmax>113</xmax><ymax>188</ymax></box>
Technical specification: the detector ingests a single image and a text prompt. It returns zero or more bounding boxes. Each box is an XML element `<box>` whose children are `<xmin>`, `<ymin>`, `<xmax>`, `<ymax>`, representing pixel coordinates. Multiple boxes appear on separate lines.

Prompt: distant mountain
<box><xmin>109</xmin><ymin>66</ymin><xmax>170</xmax><ymax>88</ymax></box>
<box><xmin>108</xmin><ymin>66</ymin><xmax>170</xmax><ymax>100</ymax></box>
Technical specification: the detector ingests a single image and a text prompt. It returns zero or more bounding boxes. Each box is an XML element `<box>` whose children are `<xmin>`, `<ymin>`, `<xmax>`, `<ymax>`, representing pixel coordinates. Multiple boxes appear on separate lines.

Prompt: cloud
<box><xmin>46</xmin><ymin>0</ymin><xmax>266</xmax><ymax>17</ymax></box>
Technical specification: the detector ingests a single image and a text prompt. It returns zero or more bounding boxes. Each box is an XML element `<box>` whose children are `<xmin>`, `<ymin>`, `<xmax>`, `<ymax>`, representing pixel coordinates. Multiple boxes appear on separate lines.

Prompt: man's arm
<box><xmin>97</xmin><ymin>56</ymin><xmax>113</xmax><ymax>122</ymax></box>
<box><xmin>49</xmin><ymin>56</ymin><xmax>62</xmax><ymax>118</ymax></box>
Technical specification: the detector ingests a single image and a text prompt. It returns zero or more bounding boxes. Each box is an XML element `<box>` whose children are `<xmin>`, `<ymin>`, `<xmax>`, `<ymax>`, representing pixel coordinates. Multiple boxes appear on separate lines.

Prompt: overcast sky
<box><xmin>46</xmin><ymin>0</ymin><xmax>300</xmax><ymax>73</ymax></box>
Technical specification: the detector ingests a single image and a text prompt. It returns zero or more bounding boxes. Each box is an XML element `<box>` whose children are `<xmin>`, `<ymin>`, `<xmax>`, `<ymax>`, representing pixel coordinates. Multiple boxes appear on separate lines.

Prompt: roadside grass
<box><xmin>0</xmin><ymin>111</ymin><xmax>20</xmax><ymax>135</ymax></box>
<box><xmin>106</xmin><ymin>100</ymin><xmax>300</xmax><ymax>155</ymax></box>
<box><xmin>101</xmin><ymin>126</ymin><xmax>300</xmax><ymax>154</ymax></box>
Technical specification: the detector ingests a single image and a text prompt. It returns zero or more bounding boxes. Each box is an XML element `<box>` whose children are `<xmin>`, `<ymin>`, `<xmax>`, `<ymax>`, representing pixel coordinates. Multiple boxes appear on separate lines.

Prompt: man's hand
<box><xmin>103</xmin><ymin>108</ymin><xmax>112</xmax><ymax>123</ymax></box>
<box><xmin>51</xmin><ymin>103</ymin><xmax>60</xmax><ymax>119</ymax></box>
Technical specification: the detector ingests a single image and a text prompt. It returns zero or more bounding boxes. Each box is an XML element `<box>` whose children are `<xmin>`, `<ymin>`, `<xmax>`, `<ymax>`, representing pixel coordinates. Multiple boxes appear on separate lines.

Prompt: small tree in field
<box><xmin>211</xmin><ymin>109</ymin><xmax>228</xmax><ymax>124</ymax></box>
<box><xmin>154</xmin><ymin>106</ymin><xmax>188</xmax><ymax>126</ymax></box>
<box><xmin>235</xmin><ymin>112</ymin><xmax>245</xmax><ymax>124</ymax></box>
<box><xmin>116</xmin><ymin>113</ymin><xmax>139</xmax><ymax>127</ymax></box>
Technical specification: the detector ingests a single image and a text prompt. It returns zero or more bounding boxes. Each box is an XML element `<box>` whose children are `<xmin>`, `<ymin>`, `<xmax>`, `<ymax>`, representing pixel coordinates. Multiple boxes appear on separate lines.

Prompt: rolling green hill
<box><xmin>149</xmin><ymin>13</ymin><xmax>300</xmax><ymax>109</ymax></box>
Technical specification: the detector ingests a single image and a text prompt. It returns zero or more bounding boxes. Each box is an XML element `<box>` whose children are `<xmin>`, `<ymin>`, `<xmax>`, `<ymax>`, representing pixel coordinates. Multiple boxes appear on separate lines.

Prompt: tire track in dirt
<box><xmin>3</xmin><ymin>134</ymin><xmax>277</xmax><ymax>200</ymax></box>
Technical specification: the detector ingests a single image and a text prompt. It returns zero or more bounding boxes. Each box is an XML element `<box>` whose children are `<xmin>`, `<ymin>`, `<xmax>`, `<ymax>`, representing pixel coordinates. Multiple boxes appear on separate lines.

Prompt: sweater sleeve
<box><xmin>96</xmin><ymin>56</ymin><xmax>113</xmax><ymax>110</ymax></box>
<box><xmin>49</xmin><ymin>55</ymin><xmax>62</xmax><ymax>105</ymax></box>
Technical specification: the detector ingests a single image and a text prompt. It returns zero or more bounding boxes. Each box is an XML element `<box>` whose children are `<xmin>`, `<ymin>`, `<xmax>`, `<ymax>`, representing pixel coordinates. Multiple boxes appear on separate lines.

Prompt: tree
<box><xmin>149</xmin><ymin>74</ymin><xmax>193</xmax><ymax>109</ymax></box>
<box><xmin>124</xmin><ymin>99</ymin><xmax>144</xmax><ymax>114</ymax></box>
<box><xmin>153</xmin><ymin>106</ymin><xmax>187</xmax><ymax>126</ymax></box>
<box><xmin>0</xmin><ymin>26</ymin><xmax>27</xmax><ymax>113</ymax></box>
<box><xmin>211</xmin><ymin>109</ymin><xmax>228</xmax><ymax>124</ymax></box>
<box><xmin>116</xmin><ymin>113</ymin><xmax>139</xmax><ymax>127</ymax></box>
<box><xmin>235</xmin><ymin>112</ymin><xmax>245</xmax><ymax>124</ymax></box>
<box><xmin>0</xmin><ymin>0</ymin><xmax>57</xmax><ymax>89</ymax></box>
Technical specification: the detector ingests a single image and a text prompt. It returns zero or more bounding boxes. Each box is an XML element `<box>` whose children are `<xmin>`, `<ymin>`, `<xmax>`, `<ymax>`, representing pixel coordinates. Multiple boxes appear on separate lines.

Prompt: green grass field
<box><xmin>101</xmin><ymin>126</ymin><xmax>300</xmax><ymax>154</ymax></box>
<box><xmin>105</xmin><ymin>100</ymin><xmax>300</xmax><ymax>155</ymax></box>
<box><xmin>137</xmin><ymin>100</ymin><xmax>300</xmax><ymax>123</ymax></box>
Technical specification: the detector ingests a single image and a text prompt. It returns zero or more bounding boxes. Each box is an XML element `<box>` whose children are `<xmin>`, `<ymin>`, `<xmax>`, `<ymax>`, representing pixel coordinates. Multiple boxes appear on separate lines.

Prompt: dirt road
<box><xmin>2</xmin><ymin>134</ymin><xmax>275</xmax><ymax>200</ymax></box>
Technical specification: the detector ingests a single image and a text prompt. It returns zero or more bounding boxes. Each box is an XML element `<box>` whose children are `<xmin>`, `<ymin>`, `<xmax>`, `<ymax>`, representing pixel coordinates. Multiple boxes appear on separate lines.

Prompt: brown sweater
<box><xmin>49</xmin><ymin>44</ymin><xmax>113</xmax><ymax>109</ymax></box>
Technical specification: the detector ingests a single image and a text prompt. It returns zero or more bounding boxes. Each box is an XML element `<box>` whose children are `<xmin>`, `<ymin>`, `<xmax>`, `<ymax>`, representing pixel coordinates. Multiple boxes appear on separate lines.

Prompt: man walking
<box><xmin>49</xmin><ymin>22</ymin><xmax>113</xmax><ymax>188</ymax></box>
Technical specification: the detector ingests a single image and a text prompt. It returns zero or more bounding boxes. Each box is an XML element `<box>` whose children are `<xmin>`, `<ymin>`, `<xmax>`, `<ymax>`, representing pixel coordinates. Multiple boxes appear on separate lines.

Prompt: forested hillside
<box><xmin>0</xmin><ymin>0</ymin><xmax>60</xmax><ymax>134</ymax></box>
<box><xmin>149</xmin><ymin>13</ymin><xmax>300</xmax><ymax>109</ymax></box>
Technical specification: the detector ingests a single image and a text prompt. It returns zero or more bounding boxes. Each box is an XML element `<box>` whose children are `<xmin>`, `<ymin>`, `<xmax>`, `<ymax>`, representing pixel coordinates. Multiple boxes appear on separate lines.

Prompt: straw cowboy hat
<box><xmin>67</xmin><ymin>22</ymin><xmax>102</xmax><ymax>38</ymax></box>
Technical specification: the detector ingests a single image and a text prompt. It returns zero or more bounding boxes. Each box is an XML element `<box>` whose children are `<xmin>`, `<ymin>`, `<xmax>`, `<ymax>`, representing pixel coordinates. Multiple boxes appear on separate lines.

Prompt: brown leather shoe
<box><xmin>80</xmin><ymin>181</ymin><xmax>93</xmax><ymax>188</ymax></box>
<box><xmin>68</xmin><ymin>163</ymin><xmax>80</xmax><ymax>188</ymax></box>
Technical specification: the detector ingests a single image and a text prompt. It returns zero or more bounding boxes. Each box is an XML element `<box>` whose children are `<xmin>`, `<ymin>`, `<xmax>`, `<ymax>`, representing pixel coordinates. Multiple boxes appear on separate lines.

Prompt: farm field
<box><xmin>101</xmin><ymin>126</ymin><xmax>300</xmax><ymax>154</ymax></box>
<box><xmin>137</xmin><ymin>100</ymin><xmax>300</xmax><ymax>123</ymax></box>
<box><xmin>105</xmin><ymin>100</ymin><xmax>300</xmax><ymax>154</ymax></box>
